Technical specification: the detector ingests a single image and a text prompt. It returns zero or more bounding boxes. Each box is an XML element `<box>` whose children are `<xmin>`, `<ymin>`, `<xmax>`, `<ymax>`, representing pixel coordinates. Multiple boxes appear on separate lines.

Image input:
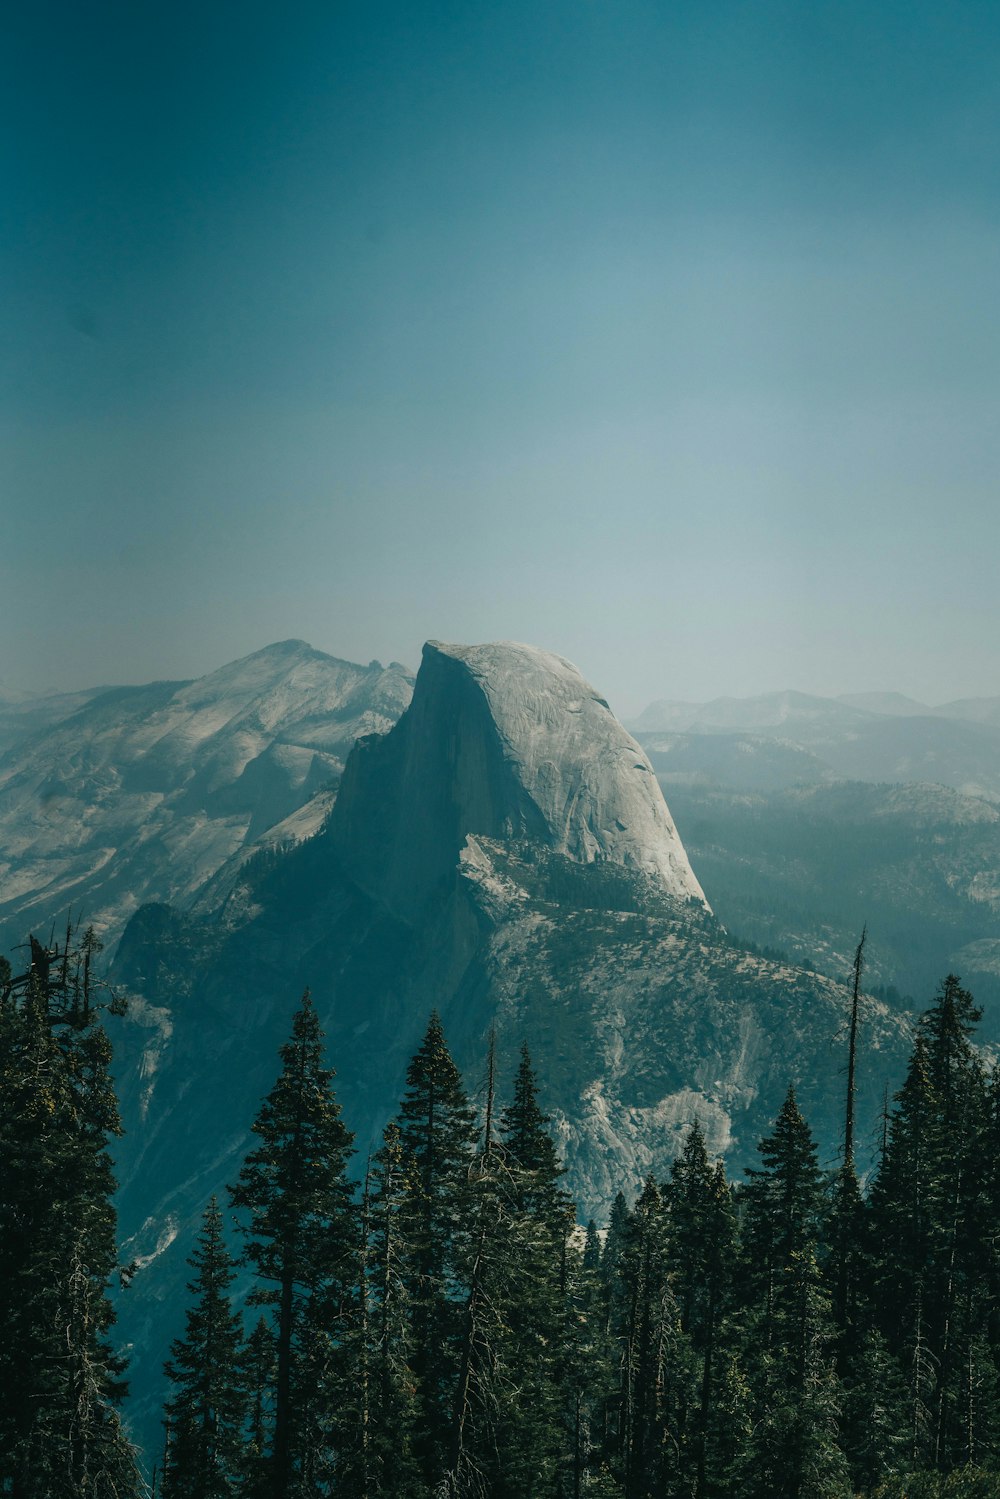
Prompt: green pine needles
<box><xmin>9</xmin><ymin>935</ymin><xmax>1000</xmax><ymax>1499</ymax></box>
<box><xmin>0</xmin><ymin>929</ymin><xmax>143</xmax><ymax>1499</ymax></box>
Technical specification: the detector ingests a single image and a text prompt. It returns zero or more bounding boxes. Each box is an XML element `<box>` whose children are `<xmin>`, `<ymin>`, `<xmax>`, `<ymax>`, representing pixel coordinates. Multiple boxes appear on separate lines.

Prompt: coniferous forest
<box><xmin>6</xmin><ymin>933</ymin><xmax>1000</xmax><ymax>1496</ymax></box>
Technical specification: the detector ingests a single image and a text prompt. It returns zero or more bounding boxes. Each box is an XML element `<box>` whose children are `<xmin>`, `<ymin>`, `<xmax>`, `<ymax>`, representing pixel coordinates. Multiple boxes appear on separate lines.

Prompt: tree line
<box><xmin>4</xmin><ymin>929</ymin><xmax>1000</xmax><ymax>1497</ymax></box>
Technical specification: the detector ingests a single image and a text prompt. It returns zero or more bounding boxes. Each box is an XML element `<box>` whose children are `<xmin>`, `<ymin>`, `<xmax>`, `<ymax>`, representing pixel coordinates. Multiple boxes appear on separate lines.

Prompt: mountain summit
<box><xmin>329</xmin><ymin>639</ymin><xmax>707</xmax><ymax>923</ymax></box>
<box><xmin>0</xmin><ymin>642</ymin><xmax>413</xmax><ymax>952</ymax></box>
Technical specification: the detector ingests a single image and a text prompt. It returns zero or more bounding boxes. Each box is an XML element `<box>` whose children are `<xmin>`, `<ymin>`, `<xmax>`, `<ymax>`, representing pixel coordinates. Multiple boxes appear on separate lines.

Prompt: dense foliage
<box><xmin>0</xmin><ymin>930</ymin><xmax>142</xmax><ymax>1498</ymax></box>
<box><xmin>156</xmin><ymin>976</ymin><xmax>1000</xmax><ymax>1498</ymax></box>
<box><xmin>8</xmin><ymin>935</ymin><xmax>1000</xmax><ymax>1498</ymax></box>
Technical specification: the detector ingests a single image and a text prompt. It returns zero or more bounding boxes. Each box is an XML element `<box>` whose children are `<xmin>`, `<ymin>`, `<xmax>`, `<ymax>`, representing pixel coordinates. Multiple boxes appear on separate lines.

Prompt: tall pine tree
<box><xmin>667</xmin><ymin>1124</ymin><xmax>738</xmax><ymax>1497</ymax></box>
<box><xmin>0</xmin><ymin>932</ymin><xmax>142</xmax><ymax>1499</ymax></box>
<box><xmin>229</xmin><ymin>989</ymin><xmax>357</xmax><ymax>1498</ymax></box>
<box><xmin>162</xmin><ymin>1197</ymin><xmax>247</xmax><ymax>1498</ymax></box>
<box><xmin>738</xmin><ymin>1089</ymin><xmax>850</xmax><ymax>1499</ymax></box>
<box><xmin>491</xmin><ymin>1046</ymin><xmax>575</xmax><ymax>1497</ymax></box>
<box><xmin>394</xmin><ymin>1011</ymin><xmax>477</xmax><ymax>1485</ymax></box>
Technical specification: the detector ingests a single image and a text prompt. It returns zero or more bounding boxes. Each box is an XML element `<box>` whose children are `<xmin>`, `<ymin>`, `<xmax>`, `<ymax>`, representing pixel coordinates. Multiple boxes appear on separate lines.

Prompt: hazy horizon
<box><xmin>3</xmin><ymin>632</ymin><xmax>997</xmax><ymax>726</ymax></box>
<box><xmin>5</xmin><ymin>1</ymin><xmax>999</xmax><ymax>715</ymax></box>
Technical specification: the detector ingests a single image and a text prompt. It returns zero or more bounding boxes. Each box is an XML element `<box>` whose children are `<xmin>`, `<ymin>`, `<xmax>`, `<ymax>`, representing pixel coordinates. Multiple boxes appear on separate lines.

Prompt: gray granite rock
<box><xmin>328</xmin><ymin>639</ymin><xmax>706</xmax><ymax>924</ymax></box>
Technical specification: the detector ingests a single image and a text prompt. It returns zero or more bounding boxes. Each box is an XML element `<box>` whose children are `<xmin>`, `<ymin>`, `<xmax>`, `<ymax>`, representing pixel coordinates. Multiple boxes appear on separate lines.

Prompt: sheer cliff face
<box><xmin>328</xmin><ymin>639</ymin><xmax>707</xmax><ymax>924</ymax></box>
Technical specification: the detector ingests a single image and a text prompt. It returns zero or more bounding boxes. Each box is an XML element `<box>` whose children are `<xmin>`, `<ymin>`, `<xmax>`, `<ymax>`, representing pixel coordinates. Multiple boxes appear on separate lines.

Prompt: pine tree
<box><xmin>241</xmin><ymin>1318</ymin><xmax>276</xmax><ymax>1498</ymax></box>
<box><xmin>868</xmin><ymin>1038</ymin><xmax>941</xmax><ymax>1350</ymax></box>
<box><xmin>565</xmin><ymin>1222</ymin><xmax>620</xmax><ymax>1498</ymax></box>
<box><xmin>738</xmin><ymin>1248</ymin><xmax>851</xmax><ymax>1499</ymax></box>
<box><xmin>922</xmin><ymin>977</ymin><xmax>993</xmax><ymax>1472</ymax></box>
<box><xmin>839</xmin><ymin>1328</ymin><xmax>909</xmax><ymax>1493</ymax></box>
<box><xmin>868</xmin><ymin>978</ymin><xmax>994</xmax><ymax>1474</ymax></box>
<box><xmin>0</xmin><ymin>932</ymin><xmax>142</xmax><ymax>1499</ymax></box>
<box><xmin>394</xmin><ymin>1011</ymin><xmax>477</xmax><ymax>1484</ymax></box>
<box><xmin>613</xmin><ymin>1176</ymin><xmax>696</xmax><ymax>1499</ymax></box>
<box><xmin>667</xmin><ymin>1126</ymin><xmax>737</xmax><ymax>1497</ymax></box>
<box><xmin>827</xmin><ymin>1162</ymin><xmax>866</xmax><ymax>1353</ymax></box>
<box><xmin>740</xmin><ymin>1087</ymin><xmax>825</xmax><ymax>1329</ymax></box>
<box><xmin>229</xmin><ymin>989</ymin><xmax>357</xmax><ymax>1498</ymax></box>
<box><xmin>362</xmin><ymin>1122</ymin><xmax>424</xmax><ymax>1499</ymax></box>
<box><xmin>441</xmin><ymin>1119</ymin><xmax>509</xmax><ymax>1498</ymax></box>
<box><xmin>491</xmin><ymin>1046</ymin><xmax>576</xmax><ymax>1496</ymax></box>
<box><xmin>738</xmin><ymin>1090</ymin><xmax>849</xmax><ymax>1498</ymax></box>
<box><xmin>162</xmin><ymin>1197</ymin><xmax>247</xmax><ymax>1498</ymax></box>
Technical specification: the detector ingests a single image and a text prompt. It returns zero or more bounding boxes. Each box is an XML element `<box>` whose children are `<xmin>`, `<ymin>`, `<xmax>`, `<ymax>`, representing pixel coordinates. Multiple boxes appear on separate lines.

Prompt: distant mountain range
<box><xmin>631</xmin><ymin>686</ymin><xmax>1000</xmax><ymax>734</ymax></box>
<box><xmin>625</xmin><ymin>692</ymin><xmax>1000</xmax><ymax>1036</ymax></box>
<box><xmin>628</xmin><ymin>688</ymin><xmax>1000</xmax><ymax>803</ymax></box>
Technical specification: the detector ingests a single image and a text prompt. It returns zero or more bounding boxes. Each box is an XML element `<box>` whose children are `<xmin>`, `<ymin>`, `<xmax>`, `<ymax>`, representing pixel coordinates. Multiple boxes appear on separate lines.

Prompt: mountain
<box><xmin>105</xmin><ymin>639</ymin><xmax>913</xmax><ymax>1451</ymax></box>
<box><xmin>0</xmin><ymin>684</ymin><xmax>114</xmax><ymax>756</ymax></box>
<box><xmin>659</xmin><ymin>773</ymin><xmax>1000</xmax><ymax>1037</ymax></box>
<box><xmin>628</xmin><ymin>699</ymin><xmax>705</xmax><ymax>734</ymax></box>
<box><xmin>630</xmin><ymin>690</ymin><xmax>1000</xmax><ymax>803</ymax></box>
<box><xmin>328</xmin><ymin>639</ymin><xmax>708</xmax><ymax>921</ymax></box>
<box><xmin>935</xmin><ymin>696</ymin><xmax>1000</xmax><ymax>727</ymax></box>
<box><xmin>836</xmin><ymin>691</ymin><xmax>932</xmax><ymax>716</ymax></box>
<box><xmin>635</xmin><ymin>731</ymin><xmax>833</xmax><ymax>793</ymax></box>
<box><xmin>631</xmin><ymin>690</ymin><xmax>871</xmax><ymax>736</ymax></box>
<box><xmin>0</xmin><ymin>641</ymin><xmax>413</xmax><ymax>954</ymax></box>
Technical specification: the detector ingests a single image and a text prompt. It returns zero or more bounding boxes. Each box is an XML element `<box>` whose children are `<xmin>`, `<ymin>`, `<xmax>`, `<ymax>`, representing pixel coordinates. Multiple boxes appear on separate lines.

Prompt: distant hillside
<box><xmin>0</xmin><ymin>641</ymin><xmax>413</xmax><ymax>953</ymax></box>
<box><xmin>630</xmin><ymin>689</ymin><xmax>1000</xmax><ymax>802</ymax></box>
<box><xmin>660</xmin><ymin>774</ymin><xmax>1000</xmax><ymax>1037</ymax></box>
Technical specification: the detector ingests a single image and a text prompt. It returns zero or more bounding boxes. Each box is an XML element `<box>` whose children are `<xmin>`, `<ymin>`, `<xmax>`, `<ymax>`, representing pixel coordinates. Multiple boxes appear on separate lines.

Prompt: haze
<box><xmin>4</xmin><ymin>1</ymin><xmax>999</xmax><ymax>717</ymax></box>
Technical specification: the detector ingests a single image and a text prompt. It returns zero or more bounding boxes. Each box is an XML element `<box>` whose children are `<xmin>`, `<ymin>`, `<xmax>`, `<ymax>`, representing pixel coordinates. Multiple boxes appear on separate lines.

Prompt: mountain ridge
<box><xmin>0</xmin><ymin>641</ymin><xmax>414</xmax><ymax>954</ymax></box>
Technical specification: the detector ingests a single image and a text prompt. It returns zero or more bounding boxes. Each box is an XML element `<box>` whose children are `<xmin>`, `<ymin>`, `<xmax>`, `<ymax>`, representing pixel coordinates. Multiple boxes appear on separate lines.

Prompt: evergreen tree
<box><xmin>394</xmin><ymin>1011</ymin><xmax>477</xmax><ymax>1484</ymax></box>
<box><xmin>241</xmin><ymin>1318</ymin><xmax>276</xmax><ymax>1499</ymax></box>
<box><xmin>0</xmin><ymin>933</ymin><xmax>142</xmax><ymax>1499</ymax></box>
<box><xmin>602</xmin><ymin>1193</ymin><xmax>630</xmax><ymax>1293</ymax></box>
<box><xmin>363</xmin><ymin>1122</ymin><xmax>424</xmax><ymax>1499</ymax></box>
<box><xmin>868</xmin><ymin>1039</ymin><xmax>941</xmax><ymax>1346</ymax></box>
<box><xmin>738</xmin><ymin>1248</ymin><xmax>851</xmax><ymax>1499</ymax></box>
<box><xmin>565</xmin><ymin>1222</ymin><xmax>620</xmax><ymax>1498</ymax></box>
<box><xmin>922</xmin><ymin>978</ymin><xmax>993</xmax><ymax>1471</ymax></box>
<box><xmin>921</xmin><ymin>976</ymin><xmax>985</xmax><ymax>1132</ymax></box>
<box><xmin>827</xmin><ymin>1162</ymin><xmax>866</xmax><ymax>1352</ymax></box>
<box><xmin>441</xmin><ymin>1119</ymin><xmax>510</xmax><ymax>1498</ymax></box>
<box><xmin>614</xmin><ymin>1176</ymin><xmax>696</xmax><ymax>1499</ymax></box>
<box><xmin>738</xmin><ymin>1091</ymin><xmax>849</xmax><ymax>1498</ymax></box>
<box><xmin>869</xmin><ymin>978</ymin><xmax>995</xmax><ymax>1474</ymax></box>
<box><xmin>162</xmin><ymin>1197</ymin><xmax>247</xmax><ymax>1498</ymax></box>
<box><xmin>229</xmin><ymin>989</ymin><xmax>357</xmax><ymax>1499</ymax></box>
<box><xmin>667</xmin><ymin>1127</ymin><xmax>738</xmax><ymax>1497</ymax></box>
<box><xmin>838</xmin><ymin>1328</ymin><xmax>907</xmax><ymax>1494</ymax></box>
<box><xmin>490</xmin><ymin>1046</ymin><xmax>576</xmax><ymax>1496</ymax></box>
<box><xmin>740</xmin><ymin>1087</ymin><xmax>825</xmax><ymax>1329</ymax></box>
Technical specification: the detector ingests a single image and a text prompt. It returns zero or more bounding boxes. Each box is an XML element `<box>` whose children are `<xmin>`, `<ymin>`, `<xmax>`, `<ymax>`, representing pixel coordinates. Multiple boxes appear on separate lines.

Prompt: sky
<box><xmin>3</xmin><ymin>0</ymin><xmax>999</xmax><ymax>717</ymax></box>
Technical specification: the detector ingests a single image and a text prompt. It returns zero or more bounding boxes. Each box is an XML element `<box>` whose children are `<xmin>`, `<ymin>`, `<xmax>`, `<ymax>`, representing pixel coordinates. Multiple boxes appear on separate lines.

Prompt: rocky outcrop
<box><xmin>328</xmin><ymin>639</ymin><xmax>706</xmax><ymax>924</ymax></box>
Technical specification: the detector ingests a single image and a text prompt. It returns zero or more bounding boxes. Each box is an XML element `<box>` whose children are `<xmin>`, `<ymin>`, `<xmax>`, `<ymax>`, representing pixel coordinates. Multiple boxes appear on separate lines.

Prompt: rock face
<box><xmin>329</xmin><ymin>639</ymin><xmax>707</xmax><ymax>924</ymax></box>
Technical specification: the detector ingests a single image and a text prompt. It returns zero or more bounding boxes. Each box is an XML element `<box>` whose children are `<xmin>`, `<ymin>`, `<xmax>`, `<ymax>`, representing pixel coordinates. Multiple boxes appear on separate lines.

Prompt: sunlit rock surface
<box><xmin>0</xmin><ymin>641</ymin><xmax>413</xmax><ymax>951</ymax></box>
<box><xmin>329</xmin><ymin>639</ymin><xmax>707</xmax><ymax>923</ymax></box>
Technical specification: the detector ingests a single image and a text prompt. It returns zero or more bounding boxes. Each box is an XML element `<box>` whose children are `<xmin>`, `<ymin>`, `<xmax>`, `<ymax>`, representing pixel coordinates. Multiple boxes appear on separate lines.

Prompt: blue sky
<box><xmin>3</xmin><ymin>0</ymin><xmax>999</xmax><ymax>712</ymax></box>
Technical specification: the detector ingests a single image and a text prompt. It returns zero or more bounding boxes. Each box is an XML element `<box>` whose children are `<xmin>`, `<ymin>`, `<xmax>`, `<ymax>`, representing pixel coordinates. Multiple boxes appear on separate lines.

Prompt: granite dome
<box><xmin>328</xmin><ymin>638</ymin><xmax>707</xmax><ymax>921</ymax></box>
